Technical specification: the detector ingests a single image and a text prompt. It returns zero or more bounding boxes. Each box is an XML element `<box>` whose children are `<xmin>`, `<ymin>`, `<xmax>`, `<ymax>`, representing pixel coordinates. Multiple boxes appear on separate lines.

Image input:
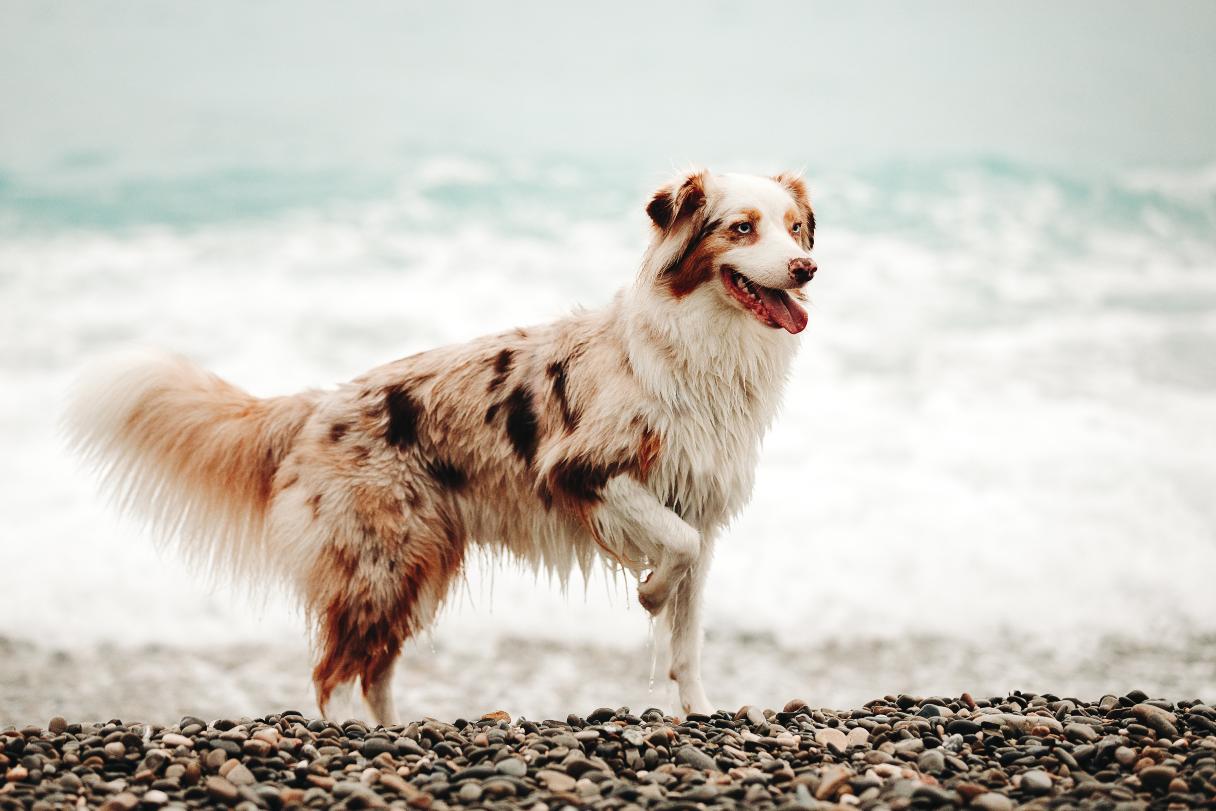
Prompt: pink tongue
<box><xmin>755</xmin><ymin>286</ymin><xmax>809</xmax><ymax>334</ymax></box>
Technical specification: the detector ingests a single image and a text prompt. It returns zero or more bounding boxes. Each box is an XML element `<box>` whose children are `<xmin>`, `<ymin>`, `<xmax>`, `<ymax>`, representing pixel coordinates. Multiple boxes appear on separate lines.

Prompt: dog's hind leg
<box><xmin>664</xmin><ymin>536</ymin><xmax>715</xmax><ymax>717</ymax></box>
<box><xmin>361</xmin><ymin>651</ymin><xmax>399</xmax><ymax>726</ymax></box>
<box><xmin>307</xmin><ymin>504</ymin><xmax>466</xmax><ymax>727</ymax></box>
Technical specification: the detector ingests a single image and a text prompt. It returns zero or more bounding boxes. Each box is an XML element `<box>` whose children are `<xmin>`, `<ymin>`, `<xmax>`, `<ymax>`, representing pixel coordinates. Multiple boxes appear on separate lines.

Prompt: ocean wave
<box><xmin>1</xmin><ymin>156</ymin><xmax>1214</xmax><ymax>665</ymax></box>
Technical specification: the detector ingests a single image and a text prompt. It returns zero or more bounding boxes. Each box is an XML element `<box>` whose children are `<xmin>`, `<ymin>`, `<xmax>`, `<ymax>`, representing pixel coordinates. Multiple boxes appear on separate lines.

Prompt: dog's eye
<box><xmin>732</xmin><ymin>222</ymin><xmax>752</xmax><ymax>234</ymax></box>
<box><xmin>792</xmin><ymin>222</ymin><xmax>802</xmax><ymax>233</ymax></box>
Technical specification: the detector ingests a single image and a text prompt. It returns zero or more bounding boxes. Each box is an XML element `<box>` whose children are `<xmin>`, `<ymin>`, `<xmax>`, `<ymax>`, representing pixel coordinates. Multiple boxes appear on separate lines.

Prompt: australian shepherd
<box><xmin>67</xmin><ymin>169</ymin><xmax>818</xmax><ymax>724</ymax></box>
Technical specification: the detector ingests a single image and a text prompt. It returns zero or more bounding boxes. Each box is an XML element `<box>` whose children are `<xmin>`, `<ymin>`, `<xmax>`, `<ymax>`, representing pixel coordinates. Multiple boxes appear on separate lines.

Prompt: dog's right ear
<box><xmin>643</xmin><ymin>171</ymin><xmax>710</xmax><ymax>284</ymax></box>
<box><xmin>646</xmin><ymin>171</ymin><xmax>707</xmax><ymax>232</ymax></box>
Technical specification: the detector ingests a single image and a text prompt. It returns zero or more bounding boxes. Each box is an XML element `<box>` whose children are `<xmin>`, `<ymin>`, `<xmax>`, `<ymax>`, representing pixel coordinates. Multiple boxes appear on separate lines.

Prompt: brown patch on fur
<box><xmin>277</xmin><ymin>472</ymin><xmax>300</xmax><ymax>492</ymax></box>
<box><xmin>637</xmin><ymin>428</ymin><xmax>661</xmax><ymax>479</ymax></box>
<box><xmin>487</xmin><ymin>349</ymin><xmax>514</xmax><ymax>393</ymax></box>
<box><xmin>502</xmin><ymin>386</ymin><xmax>540</xmax><ymax>466</ymax></box>
<box><xmin>384</xmin><ymin>386</ymin><xmax>422</xmax><ymax>449</ymax></box>
<box><xmin>307</xmin><ymin>492</ymin><xmax>323</xmax><ymax>519</ymax></box>
<box><xmin>666</xmin><ymin>222</ymin><xmax>727</xmax><ymax>298</ymax></box>
<box><xmin>329</xmin><ymin>422</ymin><xmax>348</xmax><ymax>443</ymax></box>
<box><xmin>546</xmin><ymin>360</ymin><xmax>580</xmax><ymax>432</ymax></box>
<box><xmin>773</xmin><ymin>172</ymin><xmax>815</xmax><ymax>250</ymax></box>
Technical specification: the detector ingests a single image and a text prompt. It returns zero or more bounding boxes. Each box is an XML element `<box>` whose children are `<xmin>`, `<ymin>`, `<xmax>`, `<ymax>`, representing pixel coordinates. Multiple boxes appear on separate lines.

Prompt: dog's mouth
<box><xmin>720</xmin><ymin>267</ymin><xmax>809</xmax><ymax>334</ymax></box>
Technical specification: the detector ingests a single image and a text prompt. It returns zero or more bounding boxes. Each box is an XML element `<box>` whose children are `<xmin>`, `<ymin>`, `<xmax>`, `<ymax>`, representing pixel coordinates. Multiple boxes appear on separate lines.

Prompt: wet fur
<box><xmin>66</xmin><ymin>169</ymin><xmax>816</xmax><ymax>723</ymax></box>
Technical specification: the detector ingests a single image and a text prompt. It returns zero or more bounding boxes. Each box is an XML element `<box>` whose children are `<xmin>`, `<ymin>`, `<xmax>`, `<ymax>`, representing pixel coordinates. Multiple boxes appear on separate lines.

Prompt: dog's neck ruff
<box><xmin>616</xmin><ymin>282</ymin><xmax>799</xmax><ymax>420</ymax></box>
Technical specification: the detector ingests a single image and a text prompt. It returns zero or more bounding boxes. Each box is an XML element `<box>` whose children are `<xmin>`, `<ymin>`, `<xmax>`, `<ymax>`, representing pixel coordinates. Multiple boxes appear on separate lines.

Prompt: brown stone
<box><xmin>956</xmin><ymin>782</ymin><xmax>989</xmax><ymax>801</ymax></box>
<box><xmin>205</xmin><ymin>776</ymin><xmax>238</xmax><ymax>803</ymax></box>
<box><xmin>280</xmin><ymin>787</ymin><xmax>306</xmax><ymax>805</ymax></box>
<box><xmin>815</xmin><ymin>765</ymin><xmax>852</xmax><ymax>800</ymax></box>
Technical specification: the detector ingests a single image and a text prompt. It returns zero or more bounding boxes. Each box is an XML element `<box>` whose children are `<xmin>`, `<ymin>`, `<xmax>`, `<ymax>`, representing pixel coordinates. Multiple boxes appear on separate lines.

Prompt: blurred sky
<box><xmin>3</xmin><ymin>1</ymin><xmax>1216</xmax><ymax>175</ymax></box>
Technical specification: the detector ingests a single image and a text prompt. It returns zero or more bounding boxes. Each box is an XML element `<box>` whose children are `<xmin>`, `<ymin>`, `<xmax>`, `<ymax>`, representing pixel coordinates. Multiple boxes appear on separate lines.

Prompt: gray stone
<box><xmin>495</xmin><ymin>757</ymin><xmax>527</xmax><ymax>777</ymax></box>
<box><xmin>1021</xmin><ymin>770</ymin><xmax>1052</xmax><ymax>795</ymax></box>
<box><xmin>225</xmin><ymin>764</ymin><xmax>255</xmax><ymax>787</ymax></box>
<box><xmin>917</xmin><ymin>748</ymin><xmax>946</xmax><ymax>774</ymax></box>
<box><xmin>675</xmin><ymin>745</ymin><xmax>717</xmax><ymax>771</ymax></box>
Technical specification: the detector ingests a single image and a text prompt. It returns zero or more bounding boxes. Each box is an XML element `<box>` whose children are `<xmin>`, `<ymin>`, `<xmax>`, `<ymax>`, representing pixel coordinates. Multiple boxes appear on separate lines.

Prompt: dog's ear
<box><xmin>644</xmin><ymin>170</ymin><xmax>710</xmax><ymax>281</ymax></box>
<box><xmin>773</xmin><ymin>172</ymin><xmax>815</xmax><ymax>250</ymax></box>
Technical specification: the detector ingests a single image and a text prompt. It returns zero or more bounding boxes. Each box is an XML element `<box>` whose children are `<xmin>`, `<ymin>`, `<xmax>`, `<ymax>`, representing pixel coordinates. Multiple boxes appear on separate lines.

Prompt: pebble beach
<box><xmin>3</xmin><ymin>692</ymin><xmax>1214</xmax><ymax>810</ymax></box>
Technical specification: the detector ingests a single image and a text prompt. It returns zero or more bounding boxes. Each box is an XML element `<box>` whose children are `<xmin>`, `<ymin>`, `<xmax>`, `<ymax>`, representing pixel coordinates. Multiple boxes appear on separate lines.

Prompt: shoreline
<box><xmin>3</xmin><ymin>632</ymin><xmax>1214</xmax><ymax>728</ymax></box>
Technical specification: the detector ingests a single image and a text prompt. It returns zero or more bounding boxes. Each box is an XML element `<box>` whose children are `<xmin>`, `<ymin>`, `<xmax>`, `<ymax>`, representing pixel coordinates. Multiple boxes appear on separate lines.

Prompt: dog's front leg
<box><xmin>665</xmin><ymin>544</ymin><xmax>714</xmax><ymax>716</ymax></box>
<box><xmin>595</xmin><ymin>476</ymin><xmax>700</xmax><ymax>616</ymax></box>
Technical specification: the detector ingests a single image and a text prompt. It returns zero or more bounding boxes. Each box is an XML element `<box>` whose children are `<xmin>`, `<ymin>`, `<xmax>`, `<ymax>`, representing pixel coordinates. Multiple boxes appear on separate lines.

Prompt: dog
<box><xmin>67</xmin><ymin>169</ymin><xmax>817</xmax><ymax>724</ymax></box>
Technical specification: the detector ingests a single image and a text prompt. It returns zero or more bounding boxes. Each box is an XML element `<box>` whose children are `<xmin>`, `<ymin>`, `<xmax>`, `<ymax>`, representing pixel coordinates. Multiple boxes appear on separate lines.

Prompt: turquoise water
<box><xmin>1</xmin><ymin>2</ymin><xmax>1215</xmax><ymax>718</ymax></box>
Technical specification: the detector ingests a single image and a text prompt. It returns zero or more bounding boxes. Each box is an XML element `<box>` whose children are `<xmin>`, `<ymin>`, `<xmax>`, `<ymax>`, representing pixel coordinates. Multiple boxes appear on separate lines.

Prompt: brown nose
<box><xmin>789</xmin><ymin>257</ymin><xmax>817</xmax><ymax>284</ymax></box>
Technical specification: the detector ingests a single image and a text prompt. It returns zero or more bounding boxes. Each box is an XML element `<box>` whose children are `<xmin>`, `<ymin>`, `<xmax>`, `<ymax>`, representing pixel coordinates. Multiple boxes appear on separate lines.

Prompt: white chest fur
<box><xmin>621</xmin><ymin>287</ymin><xmax>798</xmax><ymax>533</ymax></box>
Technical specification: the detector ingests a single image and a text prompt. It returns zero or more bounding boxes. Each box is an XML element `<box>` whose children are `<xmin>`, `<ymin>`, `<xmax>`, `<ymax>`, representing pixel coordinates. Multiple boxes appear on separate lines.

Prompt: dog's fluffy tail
<box><xmin>65</xmin><ymin>350</ymin><xmax>318</xmax><ymax>582</ymax></box>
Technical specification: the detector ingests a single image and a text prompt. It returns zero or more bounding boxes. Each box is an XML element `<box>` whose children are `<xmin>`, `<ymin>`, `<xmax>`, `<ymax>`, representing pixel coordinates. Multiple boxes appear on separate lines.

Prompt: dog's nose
<box><xmin>789</xmin><ymin>257</ymin><xmax>817</xmax><ymax>284</ymax></box>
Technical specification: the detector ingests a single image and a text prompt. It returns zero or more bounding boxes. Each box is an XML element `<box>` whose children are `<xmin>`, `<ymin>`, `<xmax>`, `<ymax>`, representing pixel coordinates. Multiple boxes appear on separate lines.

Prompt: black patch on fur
<box><xmin>488</xmin><ymin>349</ymin><xmax>514</xmax><ymax>393</ymax></box>
<box><xmin>329</xmin><ymin>422</ymin><xmax>349</xmax><ymax>443</ymax></box>
<box><xmin>550</xmin><ymin>457</ymin><xmax>628</xmax><ymax>502</ymax></box>
<box><xmin>426</xmin><ymin>458</ymin><xmax>468</xmax><ymax>491</ymax></box>
<box><xmin>546</xmin><ymin>360</ymin><xmax>580</xmax><ymax>432</ymax></box>
<box><xmin>384</xmin><ymin>386</ymin><xmax>422</xmax><ymax>448</ymax></box>
<box><xmin>484</xmin><ymin>403</ymin><xmax>499</xmax><ymax>424</ymax></box>
<box><xmin>503</xmin><ymin>386</ymin><xmax>540</xmax><ymax>466</ymax></box>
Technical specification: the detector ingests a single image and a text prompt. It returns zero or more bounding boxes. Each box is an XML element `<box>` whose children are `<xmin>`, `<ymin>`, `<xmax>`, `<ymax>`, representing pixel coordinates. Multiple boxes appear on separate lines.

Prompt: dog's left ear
<box><xmin>644</xmin><ymin>170</ymin><xmax>710</xmax><ymax>280</ymax></box>
<box><xmin>773</xmin><ymin>172</ymin><xmax>815</xmax><ymax>250</ymax></box>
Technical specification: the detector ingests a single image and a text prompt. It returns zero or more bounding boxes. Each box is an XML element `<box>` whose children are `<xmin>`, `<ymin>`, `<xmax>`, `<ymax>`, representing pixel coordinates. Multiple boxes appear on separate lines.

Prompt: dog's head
<box><xmin>642</xmin><ymin>170</ymin><xmax>816</xmax><ymax>334</ymax></box>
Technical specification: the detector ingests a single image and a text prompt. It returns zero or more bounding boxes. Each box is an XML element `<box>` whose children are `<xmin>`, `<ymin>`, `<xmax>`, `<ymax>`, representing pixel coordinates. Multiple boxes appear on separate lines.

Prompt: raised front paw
<box><xmin>637</xmin><ymin>571</ymin><xmax>672</xmax><ymax>615</ymax></box>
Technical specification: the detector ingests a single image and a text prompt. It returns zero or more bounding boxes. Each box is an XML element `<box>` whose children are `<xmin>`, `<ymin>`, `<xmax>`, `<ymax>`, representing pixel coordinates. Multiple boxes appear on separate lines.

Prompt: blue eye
<box><xmin>733</xmin><ymin>222</ymin><xmax>752</xmax><ymax>234</ymax></box>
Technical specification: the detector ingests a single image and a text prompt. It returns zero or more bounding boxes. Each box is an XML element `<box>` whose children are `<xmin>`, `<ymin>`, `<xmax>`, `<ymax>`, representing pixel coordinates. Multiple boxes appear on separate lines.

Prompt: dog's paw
<box><xmin>679</xmin><ymin>686</ymin><xmax>714</xmax><ymax>717</ymax></box>
<box><xmin>637</xmin><ymin>573</ymin><xmax>670</xmax><ymax>615</ymax></box>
